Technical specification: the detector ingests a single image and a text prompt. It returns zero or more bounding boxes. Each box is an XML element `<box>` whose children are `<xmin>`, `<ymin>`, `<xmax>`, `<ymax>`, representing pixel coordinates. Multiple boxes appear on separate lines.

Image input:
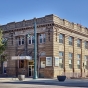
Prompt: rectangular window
<box><xmin>69</xmin><ymin>36</ymin><xmax>73</xmax><ymax>46</ymax></box>
<box><xmin>85</xmin><ymin>41</ymin><xmax>88</xmax><ymax>49</ymax></box>
<box><xmin>85</xmin><ymin>55</ymin><xmax>88</xmax><ymax>69</ymax></box>
<box><xmin>29</xmin><ymin>39</ymin><xmax>31</xmax><ymax>44</ymax></box>
<box><xmin>39</xmin><ymin>34</ymin><xmax>45</xmax><ymax>44</ymax></box>
<box><xmin>28</xmin><ymin>36</ymin><xmax>34</xmax><ymax>44</ymax></box>
<box><xmin>40</xmin><ymin>38</ymin><xmax>42</xmax><ymax>43</ymax></box>
<box><xmin>18</xmin><ymin>37</ymin><xmax>24</xmax><ymax>45</ymax></box>
<box><xmin>77</xmin><ymin>54</ymin><xmax>81</xmax><ymax>69</ymax></box>
<box><xmin>19</xmin><ymin>60</ymin><xmax>24</xmax><ymax>68</ymax></box>
<box><xmin>22</xmin><ymin>38</ymin><xmax>24</xmax><ymax>45</ymax></box>
<box><xmin>77</xmin><ymin>39</ymin><xmax>81</xmax><ymax>47</ymax></box>
<box><xmin>43</xmin><ymin>34</ymin><xmax>45</xmax><ymax>42</ymax></box>
<box><xmin>32</xmin><ymin>36</ymin><xmax>34</xmax><ymax>44</ymax></box>
<box><xmin>59</xmin><ymin>34</ymin><xmax>64</xmax><ymax>44</ymax></box>
<box><xmin>59</xmin><ymin>51</ymin><xmax>64</xmax><ymax>68</ymax></box>
<box><xmin>18</xmin><ymin>37</ymin><xmax>21</xmax><ymax>45</ymax></box>
<box><xmin>69</xmin><ymin>52</ymin><xmax>73</xmax><ymax>68</ymax></box>
<box><xmin>19</xmin><ymin>40</ymin><xmax>21</xmax><ymax>45</ymax></box>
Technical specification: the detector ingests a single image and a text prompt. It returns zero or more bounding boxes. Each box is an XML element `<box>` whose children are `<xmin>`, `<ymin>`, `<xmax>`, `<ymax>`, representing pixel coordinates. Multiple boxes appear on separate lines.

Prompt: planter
<box><xmin>18</xmin><ymin>75</ymin><xmax>25</xmax><ymax>81</ymax></box>
<box><xmin>57</xmin><ymin>76</ymin><xmax>66</xmax><ymax>82</ymax></box>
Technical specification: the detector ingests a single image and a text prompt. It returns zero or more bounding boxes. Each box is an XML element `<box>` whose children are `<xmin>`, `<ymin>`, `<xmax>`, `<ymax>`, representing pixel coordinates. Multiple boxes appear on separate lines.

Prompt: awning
<box><xmin>11</xmin><ymin>56</ymin><xmax>32</xmax><ymax>60</ymax></box>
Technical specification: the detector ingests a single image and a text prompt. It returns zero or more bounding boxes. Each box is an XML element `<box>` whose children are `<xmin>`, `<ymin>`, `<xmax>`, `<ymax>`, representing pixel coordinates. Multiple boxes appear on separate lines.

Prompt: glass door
<box><xmin>28</xmin><ymin>65</ymin><xmax>34</xmax><ymax>77</ymax></box>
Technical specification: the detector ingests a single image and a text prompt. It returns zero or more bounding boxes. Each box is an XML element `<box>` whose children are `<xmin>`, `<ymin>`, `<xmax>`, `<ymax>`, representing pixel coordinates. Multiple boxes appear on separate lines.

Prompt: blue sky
<box><xmin>0</xmin><ymin>0</ymin><xmax>88</xmax><ymax>27</ymax></box>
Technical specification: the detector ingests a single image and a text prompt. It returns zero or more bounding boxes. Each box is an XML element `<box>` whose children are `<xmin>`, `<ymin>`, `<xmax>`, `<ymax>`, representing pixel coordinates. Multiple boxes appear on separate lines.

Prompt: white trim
<box><xmin>18</xmin><ymin>37</ymin><xmax>24</xmax><ymax>45</ymax></box>
<box><xmin>46</xmin><ymin>57</ymin><xmax>52</xmax><ymax>66</ymax></box>
<box><xmin>55</xmin><ymin>57</ymin><xmax>59</xmax><ymax>66</ymax></box>
<box><xmin>28</xmin><ymin>65</ymin><xmax>34</xmax><ymax>77</ymax></box>
<box><xmin>28</xmin><ymin>36</ymin><xmax>32</xmax><ymax>45</ymax></box>
<box><xmin>11</xmin><ymin>56</ymin><xmax>32</xmax><ymax>60</ymax></box>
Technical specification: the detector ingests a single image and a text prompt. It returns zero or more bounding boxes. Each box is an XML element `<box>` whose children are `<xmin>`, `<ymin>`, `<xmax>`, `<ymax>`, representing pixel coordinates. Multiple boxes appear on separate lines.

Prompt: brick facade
<box><xmin>0</xmin><ymin>14</ymin><xmax>88</xmax><ymax>78</ymax></box>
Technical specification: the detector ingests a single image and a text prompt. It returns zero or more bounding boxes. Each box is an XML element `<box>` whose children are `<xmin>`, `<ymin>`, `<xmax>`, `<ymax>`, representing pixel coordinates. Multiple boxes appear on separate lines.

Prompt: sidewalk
<box><xmin>0</xmin><ymin>77</ymin><xmax>57</xmax><ymax>82</ymax></box>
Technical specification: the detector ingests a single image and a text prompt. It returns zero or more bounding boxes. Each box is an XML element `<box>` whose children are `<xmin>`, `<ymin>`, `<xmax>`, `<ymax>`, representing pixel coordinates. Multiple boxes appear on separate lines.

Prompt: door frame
<box><xmin>28</xmin><ymin>65</ymin><xmax>34</xmax><ymax>77</ymax></box>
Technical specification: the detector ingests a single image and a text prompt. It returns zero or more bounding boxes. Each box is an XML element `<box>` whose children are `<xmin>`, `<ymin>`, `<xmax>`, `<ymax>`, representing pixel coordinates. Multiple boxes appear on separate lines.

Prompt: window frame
<box><xmin>77</xmin><ymin>54</ymin><xmax>81</xmax><ymax>69</ymax></box>
<box><xmin>69</xmin><ymin>52</ymin><xmax>73</xmax><ymax>69</ymax></box>
<box><xmin>18</xmin><ymin>37</ymin><xmax>24</xmax><ymax>45</ymax></box>
<box><xmin>39</xmin><ymin>34</ymin><xmax>45</xmax><ymax>44</ymax></box>
<box><xmin>77</xmin><ymin>39</ymin><xmax>81</xmax><ymax>48</ymax></box>
<box><xmin>59</xmin><ymin>51</ymin><xmax>64</xmax><ymax>68</ymax></box>
<box><xmin>28</xmin><ymin>36</ymin><xmax>34</xmax><ymax>45</ymax></box>
<box><xmin>85</xmin><ymin>41</ymin><xmax>88</xmax><ymax>49</ymax></box>
<box><xmin>84</xmin><ymin>55</ymin><xmax>88</xmax><ymax>69</ymax></box>
<box><xmin>59</xmin><ymin>34</ymin><xmax>64</xmax><ymax>44</ymax></box>
<box><xmin>69</xmin><ymin>36</ymin><xmax>73</xmax><ymax>46</ymax></box>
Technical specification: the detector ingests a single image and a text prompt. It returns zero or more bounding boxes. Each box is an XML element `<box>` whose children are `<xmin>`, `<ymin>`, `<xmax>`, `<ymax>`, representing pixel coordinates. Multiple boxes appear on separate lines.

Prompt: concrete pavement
<box><xmin>0</xmin><ymin>78</ymin><xmax>88</xmax><ymax>88</ymax></box>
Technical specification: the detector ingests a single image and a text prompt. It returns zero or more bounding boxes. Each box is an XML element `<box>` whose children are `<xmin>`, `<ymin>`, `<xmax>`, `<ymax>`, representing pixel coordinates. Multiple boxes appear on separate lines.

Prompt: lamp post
<box><xmin>24</xmin><ymin>18</ymin><xmax>38</xmax><ymax>79</ymax></box>
<box><xmin>33</xmin><ymin>18</ymin><xmax>38</xmax><ymax>79</ymax></box>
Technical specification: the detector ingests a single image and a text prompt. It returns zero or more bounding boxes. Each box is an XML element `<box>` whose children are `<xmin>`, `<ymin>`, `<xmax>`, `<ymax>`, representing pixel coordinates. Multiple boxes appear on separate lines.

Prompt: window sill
<box><xmin>68</xmin><ymin>45</ymin><xmax>73</xmax><ymax>47</ymax></box>
<box><xmin>18</xmin><ymin>44</ymin><xmax>24</xmax><ymax>46</ymax></box>
<box><xmin>39</xmin><ymin>43</ymin><xmax>45</xmax><ymax>44</ymax></box>
<box><xmin>28</xmin><ymin>44</ymin><xmax>34</xmax><ymax>45</ymax></box>
<box><xmin>59</xmin><ymin>43</ymin><xmax>64</xmax><ymax>45</ymax></box>
<box><xmin>77</xmin><ymin>47</ymin><xmax>81</xmax><ymax>49</ymax></box>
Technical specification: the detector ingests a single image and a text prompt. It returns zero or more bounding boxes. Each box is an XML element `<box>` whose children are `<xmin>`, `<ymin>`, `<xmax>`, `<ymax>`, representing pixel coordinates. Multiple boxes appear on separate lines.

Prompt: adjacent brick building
<box><xmin>0</xmin><ymin>14</ymin><xmax>88</xmax><ymax>78</ymax></box>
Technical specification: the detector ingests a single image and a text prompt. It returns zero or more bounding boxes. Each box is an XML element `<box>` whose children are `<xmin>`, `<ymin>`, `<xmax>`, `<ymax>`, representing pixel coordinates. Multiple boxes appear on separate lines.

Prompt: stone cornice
<box><xmin>53</xmin><ymin>23</ymin><xmax>88</xmax><ymax>38</ymax></box>
<box><xmin>3</xmin><ymin>22</ymin><xmax>54</xmax><ymax>33</ymax></box>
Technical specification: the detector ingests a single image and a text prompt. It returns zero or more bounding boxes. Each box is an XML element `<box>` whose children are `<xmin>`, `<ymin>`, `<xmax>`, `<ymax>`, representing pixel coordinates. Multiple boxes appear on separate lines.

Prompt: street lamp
<box><xmin>33</xmin><ymin>18</ymin><xmax>38</xmax><ymax>79</ymax></box>
<box><xmin>25</xmin><ymin>18</ymin><xmax>38</xmax><ymax>79</ymax></box>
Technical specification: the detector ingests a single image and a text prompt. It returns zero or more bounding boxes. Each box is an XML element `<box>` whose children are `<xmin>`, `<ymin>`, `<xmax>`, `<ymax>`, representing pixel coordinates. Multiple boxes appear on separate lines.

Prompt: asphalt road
<box><xmin>0</xmin><ymin>79</ymin><xmax>88</xmax><ymax>88</ymax></box>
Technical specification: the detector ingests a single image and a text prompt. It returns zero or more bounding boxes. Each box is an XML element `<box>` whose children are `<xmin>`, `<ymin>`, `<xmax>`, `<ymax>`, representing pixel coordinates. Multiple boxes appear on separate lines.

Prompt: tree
<box><xmin>0</xmin><ymin>29</ymin><xmax>7</xmax><ymax>74</ymax></box>
<box><xmin>0</xmin><ymin>28</ymin><xmax>7</xmax><ymax>58</ymax></box>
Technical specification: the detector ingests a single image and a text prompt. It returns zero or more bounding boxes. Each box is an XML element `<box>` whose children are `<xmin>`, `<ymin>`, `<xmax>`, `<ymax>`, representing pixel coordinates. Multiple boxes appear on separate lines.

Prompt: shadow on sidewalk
<box><xmin>0</xmin><ymin>79</ymin><xmax>88</xmax><ymax>88</ymax></box>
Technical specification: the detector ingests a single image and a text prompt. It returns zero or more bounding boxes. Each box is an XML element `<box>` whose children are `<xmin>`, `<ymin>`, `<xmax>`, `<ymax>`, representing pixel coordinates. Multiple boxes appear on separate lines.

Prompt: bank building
<box><xmin>0</xmin><ymin>14</ymin><xmax>88</xmax><ymax>78</ymax></box>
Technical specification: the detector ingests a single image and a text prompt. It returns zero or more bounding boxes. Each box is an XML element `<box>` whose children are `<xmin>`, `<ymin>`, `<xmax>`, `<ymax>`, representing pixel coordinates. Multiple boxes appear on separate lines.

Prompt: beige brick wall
<box><xmin>1</xmin><ymin>14</ymin><xmax>88</xmax><ymax>78</ymax></box>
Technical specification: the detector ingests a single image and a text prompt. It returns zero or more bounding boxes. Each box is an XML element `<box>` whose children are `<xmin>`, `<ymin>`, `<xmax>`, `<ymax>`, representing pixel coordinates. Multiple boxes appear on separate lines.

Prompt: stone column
<box><xmin>7</xmin><ymin>35</ymin><xmax>17</xmax><ymax>76</ymax></box>
<box><xmin>64</xmin><ymin>35</ymin><xmax>69</xmax><ymax>76</ymax></box>
<box><xmin>44</xmin><ymin>26</ymin><xmax>54</xmax><ymax>78</ymax></box>
<box><xmin>73</xmin><ymin>37</ymin><xmax>78</xmax><ymax>78</ymax></box>
<box><xmin>81</xmin><ymin>40</ymin><xmax>85</xmax><ymax>77</ymax></box>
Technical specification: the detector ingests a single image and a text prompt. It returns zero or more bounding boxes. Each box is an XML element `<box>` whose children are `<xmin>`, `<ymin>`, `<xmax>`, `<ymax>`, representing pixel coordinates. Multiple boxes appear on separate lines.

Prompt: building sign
<box><xmin>11</xmin><ymin>56</ymin><xmax>32</xmax><ymax>60</ymax></box>
<box><xmin>55</xmin><ymin>57</ymin><xmax>59</xmax><ymax>66</ymax></box>
<box><xmin>41</xmin><ymin>61</ymin><xmax>45</xmax><ymax>68</ymax></box>
<box><xmin>46</xmin><ymin>57</ymin><xmax>52</xmax><ymax>66</ymax></box>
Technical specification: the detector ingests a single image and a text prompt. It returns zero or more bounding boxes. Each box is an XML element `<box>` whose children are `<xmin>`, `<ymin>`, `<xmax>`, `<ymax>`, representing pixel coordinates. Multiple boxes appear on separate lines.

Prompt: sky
<box><xmin>0</xmin><ymin>0</ymin><xmax>88</xmax><ymax>27</ymax></box>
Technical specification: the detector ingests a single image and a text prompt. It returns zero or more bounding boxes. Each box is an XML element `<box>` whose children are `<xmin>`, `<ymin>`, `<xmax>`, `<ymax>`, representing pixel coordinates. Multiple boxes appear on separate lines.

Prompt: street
<box><xmin>0</xmin><ymin>78</ymin><xmax>88</xmax><ymax>88</ymax></box>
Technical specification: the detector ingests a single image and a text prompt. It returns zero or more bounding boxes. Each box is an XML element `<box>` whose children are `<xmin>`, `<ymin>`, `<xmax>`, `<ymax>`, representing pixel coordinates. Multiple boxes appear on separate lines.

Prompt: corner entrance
<box><xmin>28</xmin><ymin>65</ymin><xmax>34</xmax><ymax>77</ymax></box>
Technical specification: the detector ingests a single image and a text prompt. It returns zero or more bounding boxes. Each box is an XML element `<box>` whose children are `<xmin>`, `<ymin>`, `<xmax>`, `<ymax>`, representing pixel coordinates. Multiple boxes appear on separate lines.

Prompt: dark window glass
<box><xmin>29</xmin><ymin>40</ymin><xmax>31</xmax><ymax>44</ymax></box>
<box><xmin>40</xmin><ymin>39</ymin><xmax>42</xmax><ymax>43</ymax></box>
<box><xmin>32</xmin><ymin>39</ymin><xmax>34</xmax><ymax>44</ymax></box>
<box><xmin>85</xmin><ymin>41</ymin><xmax>88</xmax><ymax>49</ymax></box>
<box><xmin>19</xmin><ymin>40</ymin><xmax>21</xmax><ymax>45</ymax></box>
<box><xmin>19</xmin><ymin>60</ymin><xmax>24</xmax><ymax>68</ymax></box>
<box><xmin>77</xmin><ymin>39</ymin><xmax>81</xmax><ymax>47</ymax></box>
<box><xmin>69</xmin><ymin>36</ymin><xmax>73</xmax><ymax>45</ymax></box>
<box><xmin>59</xmin><ymin>34</ymin><xmax>64</xmax><ymax>43</ymax></box>
<box><xmin>22</xmin><ymin>39</ymin><xmax>24</xmax><ymax>44</ymax></box>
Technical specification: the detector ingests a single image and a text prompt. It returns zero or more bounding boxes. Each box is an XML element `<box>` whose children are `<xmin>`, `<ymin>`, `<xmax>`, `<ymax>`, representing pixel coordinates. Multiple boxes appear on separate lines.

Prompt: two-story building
<box><xmin>0</xmin><ymin>14</ymin><xmax>88</xmax><ymax>78</ymax></box>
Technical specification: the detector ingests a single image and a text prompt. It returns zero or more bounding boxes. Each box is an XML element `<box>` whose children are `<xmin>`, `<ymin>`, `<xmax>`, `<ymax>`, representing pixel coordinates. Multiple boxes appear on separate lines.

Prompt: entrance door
<box><xmin>28</xmin><ymin>65</ymin><xmax>34</xmax><ymax>77</ymax></box>
<box><xmin>3</xmin><ymin>61</ymin><xmax>7</xmax><ymax>74</ymax></box>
